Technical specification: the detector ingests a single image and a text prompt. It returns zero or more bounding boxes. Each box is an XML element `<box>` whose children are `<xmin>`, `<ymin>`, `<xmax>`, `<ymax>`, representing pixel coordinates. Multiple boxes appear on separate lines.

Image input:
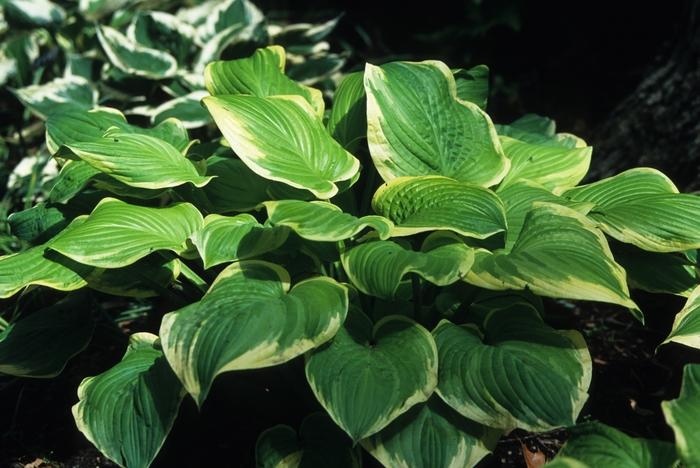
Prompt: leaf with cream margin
<box><xmin>663</xmin><ymin>285</ymin><xmax>700</xmax><ymax>349</ymax></box>
<box><xmin>205</xmin><ymin>45</ymin><xmax>324</xmax><ymax>117</ymax></box>
<box><xmin>204</xmin><ymin>94</ymin><xmax>359</xmax><ymax>199</ymax></box>
<box><xmin>160</xmin><ymin>260</ymin><xmax>348</xmax><ymax>406</ymax></box>
<box><xmin>305</xmin><ymin>308</ymin><xmax>438</xmax><ymax>441</ymax></box>
<box><xmin>96</xmin><ymin>25</ymin><xmax>177</xmax><ymax>79</ymax></box>
<box><xmin>49</xmin><ymin>198</ymin><xmax>203</xmax><ymax>268</ymax></box>
<box><xmin>191</xmin><ymin>214</ymin><xmax>289</xmax><ymax>269</ymax></box>
<box><xmin>662</xmin><ymin>364</ymin><xmax>700</xmax><ymax>467</ymax></box>
<box><xmin>13</xmin><ymin>76</ymin><xmax>97</xmax><ymax>119</ymax></box>
<box><xmin>434</xmin><ymin>304</ymin><xmax>591</xmax><ymax>431</ymax></box>
<box><xmin>361</xmin><ymin>395</ymin><xmax>500</xmax><ymax>468</ymax></box>
<box><xmin>364</xmin><ymin>60</ymin><xmax>508</xmax><ymax>186</ymax></box>
<box><xmin>464</xmin><ymin>203</ymin><xmax>640</xmax><ymax>320</ymax></box>
<box><xmin>264</xmin><ymin>200</ymin><xmax>392</xmax><ymax>242</ymax></box>
<box><xmin>73</xmin><ymin>333</ymin><xmax>185</xmax><ymax>468</ymax></box>
<box><xmin>372</xmin><ymin>176</ymin><xmax>506</xmax><ymax>238</ymax></box>
<box><xmin>341</xmin><ymin>233</ymin><xmax>475</xmax><ymax>299</ymax></box>
<box><xmin>327</xmin><ymin>71</ymin><xmax>366</xmax><ymax>152</ymax></box>
<box><xmin>562</xmin><ymin>168</ymin><xmax>700</xmax><ymax>253</ymax></box>
<box><xmin>452</xmin><ymin>64</ymin><xmax>489</xmax><ymax>109</ymax></box>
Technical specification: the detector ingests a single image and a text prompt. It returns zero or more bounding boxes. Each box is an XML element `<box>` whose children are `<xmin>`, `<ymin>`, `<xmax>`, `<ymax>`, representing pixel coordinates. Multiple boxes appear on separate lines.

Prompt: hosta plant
<box><xmin>2</xmin><ymin>41</ymin><xmax>700</xmax><ymax>467</ymax></box>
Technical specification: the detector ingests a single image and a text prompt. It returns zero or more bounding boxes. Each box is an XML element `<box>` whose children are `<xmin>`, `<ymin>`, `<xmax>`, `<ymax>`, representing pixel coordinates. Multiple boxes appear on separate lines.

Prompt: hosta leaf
<box><xmin>305</xmin><ymin>309</ymin><xmax>437</xmax><ymax>441</ymax></box>
<box><xmin>160</xmin><ymin>261</ymin><xmax>347</xmax><ymax>406</ymax></box>
<box><xmin>552</xmin><ymin>421</ymin><xmax>677</xmax><ymax>468</ymax></box>
<box><xmin>0</xmin><ymin>293</ymin><xmax>93</xmax><ymax>378</ymax></box>
<box><xmin>128</xmin><ymin>11</ymin><xmax>196</xmax><ymax>65</ymax></box>
<box><xmin>498</xmin><ymin>135</ymin><xmax>592</xmax><ymax>194</ymax></box>
<box><xmin>150</xmin><ymin>91</ymin><xmax>211</xmax><ymax>129</ymax></box>
<box><xmin>83</xmin><ymin>255</ymin><xmax>180</xmax><ymax>299</ymax></box>
<box><xmin>510</xmin><ymin>114</ymin><xmax>555</xmax><ymax>136</ymax></box>
<box><xmin>205</xmin><ymin>45</ymin><xmax>324</xmax><ymax>117</ymax></box>
<box><xmin>73</xmin><ymin>333</ymin><xmax>185</xmax><ymax>468</ymax></box>
<box><xmin>8</xmin><ymin>202</ymin><xmax>70</xmax><ymax>243</ymax></box>
<box><xmin>264</xmin><ymin>200</ymin><xmax>392</xmax><ymax>242</ymax></box>
<box><xmin>48</xmin><ymin>162</ymin><xmax>101</xmax><ymax>203</ymax></box>
<box><xmin>434</xmin><ymin>305</ymin><xmax>591</xmax><ymax>431</ymax></box>
<box><xmin>664</xmin><ymin>285</ymin><xmax>700</xmax><ymax>349</ymax></box>
<box><xmin>50</xmin><ymin>198</ymin><xmax>203</xmax><ymax>268</ymax></box>
<box><xmin>79</xmin><ymin>0</ymin><xmax>133</xmax><ymax>20</ymax></box>
<box><xmin>496</xmin><ymin>114</ymin><xmax>586</xmax><ymax>149</ymax></box>
<box><xmin>13</xmin><ymin>76</ymin><xmax>97</xmax><ymax>119</ymax></box>
<box><xmin>327</xmin><ymin>71</ymin><xmax>366</xmax><ymax>152</ymax></box>
<box><xmin>256</xmin><ymin>413</ymin><xmax>361</xmax><ymax>468</ymax></box>
<box><xmin>341</xmin><ymin>234</ymin><xmax>474</xmax><ymax>299</ymax></box>
<box><xmin>191</xmin><ymin>214</ymin><xmax>289</xmax><ymax>268</ymax></box>
<box><xmin>662</xmin><ymin>364</ymin><xmax>700</xmax><ymax>466</ymax></box>
<box><xmin>204</xmin><ymin>94</ymin><xmax>359</xmax><ymax>198</ymax></box>
<box><xmin>452</xmin><ymin>65</ymin><xmax>489</xmax><ymax>109</ymax></box>
<box><xmin>3</xmin><ymin>0</ymin><xmax>65</xmax><ymax>29</ymax></box>
<box><xmin>372</xmin><ymin>176</ymin><xmax>506</xmax><ymax>238</ymax></box>
<box><xmin>465</xmin><ymin>204</ymin><xmax>639</xmax><ymax>319</ymax></box>
<box><xmin>364</xmin><ymin>60</ymin><xmax>508</xmax><ymax>186</ymax></box>
<box><xmin>562</xmin><ymin>168</ymin><xmax>700</xmax><ymax>252</ymax></box>
<box><xmin>361</xmin><ymin>396</ymin><xmax>499</xmax><ymax>468</ymax></box>
<box><xmin>195</xmin><ymin>0</ymin><xmax>264</xmax><ymax>44</ymax></box>
<box><xmin>60</xmin><ymin>131</ymin><xmax>211</xmax><ymax>190</ymax></box>
<box><xmin>97</xmin><ymin>25</ymin><xmax>177</xmax><ymax>79</ymax></box>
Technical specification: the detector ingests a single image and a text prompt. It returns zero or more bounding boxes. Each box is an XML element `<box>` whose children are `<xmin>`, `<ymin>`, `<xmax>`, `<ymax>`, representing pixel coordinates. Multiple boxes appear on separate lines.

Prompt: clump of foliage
<box><xmin>2</xmin><ymin>2</ymin><xmax>700</xmax><ymax>468</ymax></box>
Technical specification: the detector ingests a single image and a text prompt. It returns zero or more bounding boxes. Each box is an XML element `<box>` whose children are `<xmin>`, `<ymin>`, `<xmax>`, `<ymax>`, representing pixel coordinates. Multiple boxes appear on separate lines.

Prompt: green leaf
<box><xmin>0</xmin><ymin>293</ymin><xmax>93</xmax><ymax>378</ymax></box>
<box><xmin>496</xmin><ymin>114</ymin><xmax>586</xmax><ymax>149</ymax></box>
<box><xmin>205</xmin><ymin>45</ymin><xmax>324</xmax><ymax>117</ymax></box>
<box><xmin>256</xmin><ymin>413</ymin><xmax>361</xmax><ymax>468</ymax></box>
<box><xmin>364</xmin><ymin>60</ymin><xmax>508</xmax><ymax>186</ymax></box>
<box><xmin>465</xmin><ymin>203</ymin><xmax>639</xmax><ymax>319</ymax></box>
<box><xmin>264</xmin><ymin>200</ymin><xmax>392</xmax><ymax>242</ymax></box>
<box><xmin>48</xmin><ymin>162</ymin><xmax>101</xmax><ymax>203</ymax></box>
<box><xmin>305</xmin><ymin>309</ymin><xmax>438</xmax><ymax>441</ymax></box>
<box><xmin>128</xmin><ymin>11</ymin><xmax>195</xmax><ymax>65</ymax></box>
<box><xmin>150</xmin><ymin>91</ymin><xmax>211</xmax><ymax>129</ymax></box>
<box><xmin>372</xmin><ymin>176</ymin><xmax>506</xmax><ymax>238</ymax></box>
<box><xmin>79</xmin><ymin>0</ymin><xmax>133</xmax><ymax>20</ymax></box>
<box><xmin>160</xmin><ymin>261</ymin><xmax>348</xmax><ymax>406</ymax></box>
<box><xmin>97</xmin><ymin>25</ymin><xmax>177</xmax><ymax>79</ymax></box>
<box><xmin>663</xmin><ymin>285</ymin><xmax>700</xmax><ymax>349</ymax></box>
<box><xmin>50</xmin><ymin>198</ymin><xmax>203</xmax><ymax>268</ymax></box>
<box><xmin>8</xmin><ymin>203</ymin><xmax>69</xmax><ymax>243</ymax></box>
<box><xmin>83</xmin><ymin>255</ymin><xmax>181</xmax><ymax>299</ymax></box>
<box><xmin>498</xmin><ymin>135</ymin><xmax>592</xmax><ymax>194</ymax></box>
<box><xmin>552</xmin><ymin>421</ymin><xmax>677</xmax><ymax>468</ymax></box>
<box><xmin>60</xmin><ymin>131</ymin><xmax>211</xmax><ymax>190</ymax></box>
<box><xmin>662</xmin><ymin>364</ymin><xmax>700</xmax><ymax>466</ymax></box>
<box><xmin>510</xmin><ymin>114</ymin><xmax>555</xmax><ymax>136</ymax></box>
<box><xmin>434</xmin><ymin>305</ymin><xmax>591</xmax><ymax>431</ymax></box>
<box><xmin>204</xmin><ymin>94</ymin><xmax>360</xmax><ymax>198</ymax></box>
<box><xmin>563</xmin><ymin>168</ymin><xmax>700</xmax><ymax>253</ymax></box>
<box><xmin>452</xmin><ymin>65</ymin><xmax>489</xmax><ymax>109</ymax></box>
<box><xmin>3</xmin><ymin>0</ymin><xmax>65</xmax><ymax>29</ymax></box>
<box><xmin>194</xmin><ymin>0</ymin><xmax>264</xmax><ymax>44</ymax></box>
<box><xmin>73</xmin><ymin>333</ymin><xmax>185</xmax><ymax>468</ymax></box>
<box><xmin>13</xmin><ymin>76</ymin><xmax>97</xmax><ymax>119</ymax></box>
<box><xmin>191</xmin><ymin>214</ymin><xmax>289</xmax><ymax>269</ymax></box>
<box><xmin>327</xmin><ymin>71</ymin><xmax>366</xmax><ymax>152</ymax></box>
<box><xmin>361</xmin><ymin>396</ymin><xmax>499</xmax><ymax>468</ymax></box>
<box><xmin>341</xmin><ymin>234</ymin><xmax>474</xmax><ymax>299</ymax></box>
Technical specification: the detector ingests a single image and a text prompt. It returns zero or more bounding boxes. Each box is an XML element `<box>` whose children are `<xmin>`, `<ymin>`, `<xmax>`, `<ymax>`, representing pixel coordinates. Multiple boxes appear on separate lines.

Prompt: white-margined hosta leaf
<box><xmin>465</xmin><ymin>203</ymin><xmax>640</xmax><ymax>319</ymax></box>
<box><xmin>372</xmin><ymin>176</ymin><xmax>506</xmax><ymax>238</ymax></box>
<box><xmin>662</xmin><ymin>364</ymin><xmax>700</xmax><ymax>467</ymax></box>
<box><xmin>59</xmin><ymin>131</ymin><xmax>211</xmax><ymax>190</ymax></box>
<box><xmin>327</xmin><ymin>71</ymin><xmax>366</xmax><ymax>152</ymax></box>
<box><xmin>496</xmin><ymin>114</ymin><xmax>587</xmax><ymax>149</ymax></box>
<box><xmin>364</xmin><ymin>60</ymin><xmax>509</xmax><ymax>186</ymax></box>
<box><xmin>497</xmin><ymin>135</ymin><xmax>592</xmax><ymax>194</ymax></box>
<box><xmin>73</xmin><ymin>333</ymin><xmax>185</xmax><ymax>468</ymax></box>
<box><xmin>79</xmin><ymin>0</ymin><xmax>133</xmax><ymax>20</ymax></box>
<box><xmin>562</xmin><ymin>168</ymin><xmax>700</xmax><ymax>253</ymax></box>
<box><xmin>204</xmin><ymin>94</ymin><xmax>360</xmax><ymax>199</ymax></box>
<box><xmin>452</xmin><ymin>65</ymin><xmax>489</xmax><ymax>109</ymax></box>
<box><xmin>191</xmin><ymin>214</ymin><xmax>289</xmax><ymax>268</ymax></box>
<box><xmin>663</xmin><ymin>285</ymin><xmax>700</xmax><ymax>350</ymax></box>
<box><xmin>551</xmin><ymin>422</ymin><xmax>677</xmax><ymax>468</ymax></box>
<box><xmin>50</xmin><ymin>198</ymin><xmax>203</xmax><ymax>268</ymax></box>
<box><xmin>341</xmin><ymin>234</ymin><xmax>474</xmax><ymax>299</ymax></box>
<box><xmin>128</xmin><ymin>11</ymin><xmax>196</xmax><ymax>65</ymax></box>
<box><xmin>361</xmin><ymin>395</ymin><xmax>500</xmax><ymax>468</ymax></box>
<box><xmin>13</xmin><ymin>76</ymin><xmax>97</xmax><ymax>119</ymax></box>
<box><xmin>194</xmin><ymin>0</ymin><xmax>264</xmax><ymax>45</ymax></box>
<box><xmin>256</xmin><ymin>413</ymin><xmax>361</xmax><ymax>468</ymax></box>
<box><xmin>3</xmin><ymin>0</ymin><xmax>66</xmax><ymax>29</ymax></box>
<box><xmin>96</xmin><ymin>25</ymin><xmax>177</xmax><ymax>79</ymax></box>
<box><xmin>0</xmin><ymin>292</ymin><xmax>93</xmax><ymax>378</ymax></box>
<box><xmin>434</xmin><ymin>304</ymin><xmax>591</xmax><ymax>431</ymax></box>
<box><xmin>305</xmin><ymin>308</ymin><xmax>438</xmax><ymax>441</ymax></box>
<box><xmin>264</xmin><ymin>200</ymin><xmax>392</xmax><ymax>242</ymax></box>
<box><xmin>160</xmin><ymin>261</ymin><xmax>347</xmax><ymax>406</ymax></box>
<box><xmin>205</xmin><ymin>45</ymin><xmax>324</xmax><ymax>117</ymax></box>
<box><xmin>149</xmin><ymin>91</ymin><xmax>211</xmax><ymax>129</ymax></box>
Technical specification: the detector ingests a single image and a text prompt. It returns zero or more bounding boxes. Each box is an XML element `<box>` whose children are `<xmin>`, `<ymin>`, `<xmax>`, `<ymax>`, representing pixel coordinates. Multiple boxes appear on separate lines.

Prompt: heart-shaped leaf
<box><xmin>305</xmin><ymin>309</ymin><xmax>438</xmax><ymax>441</ymax></box>
<box><xmin>434</xmin><ymin>304</ymin><xmax>591</xmax><ymax>431</ymax></box>
<box><xmin>160</xmin><ymin>260</ymin><xmax>348</xmax><ymax>405</ymax></box>
<box><xmin>364</xmin><ymin>60</ymin><xmax>508</xmax><ymax>186</ymax></box>
<box><xmin>662</xmin><ymin>364</ymin><xmax>700</xmax><ymax>466</ymax></box>
<box><xmin>73</xmin><ymin>333</ymin><xmax>185</xmax><ymax>468</ymax></box>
